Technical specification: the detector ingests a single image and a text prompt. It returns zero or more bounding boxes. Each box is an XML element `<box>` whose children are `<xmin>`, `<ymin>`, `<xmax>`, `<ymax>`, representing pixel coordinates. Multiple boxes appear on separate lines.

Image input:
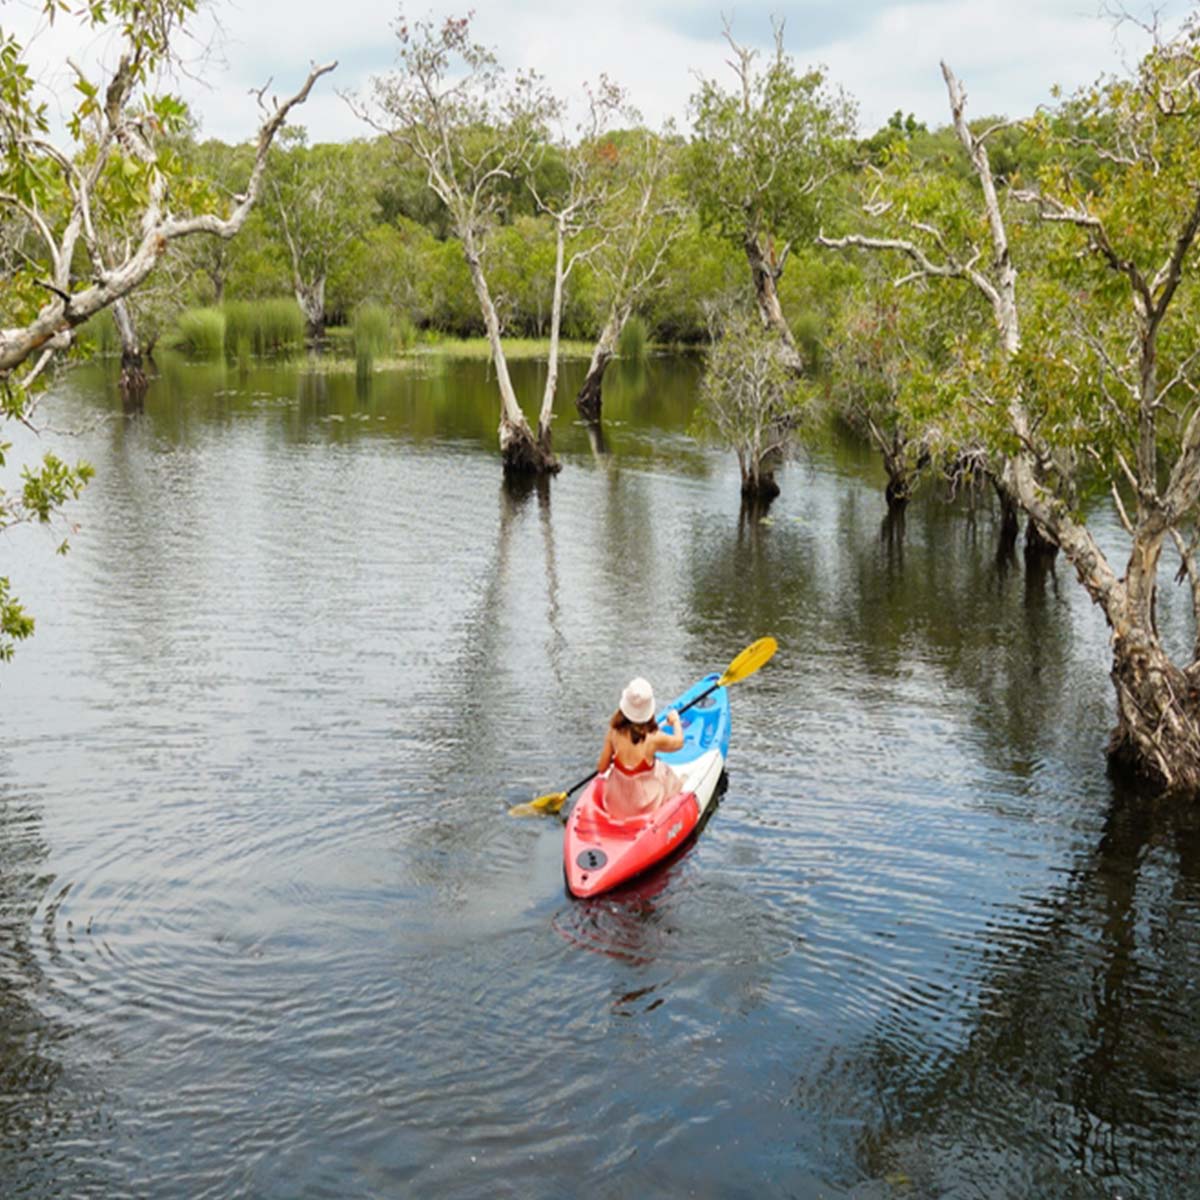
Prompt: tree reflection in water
<box><xmin>0</xmin><ymin>781</ymin><xmax>114</xmax><ymax>1195</ymax></box>
<box><xmin>824</xmin><ymin>785</ymin><xmax>1200</xmax><ymax>1196</ymax></box>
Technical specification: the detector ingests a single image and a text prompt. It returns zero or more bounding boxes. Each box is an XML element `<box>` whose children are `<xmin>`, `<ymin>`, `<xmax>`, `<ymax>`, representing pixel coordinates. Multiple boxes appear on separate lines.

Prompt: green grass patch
<box><xmin>223</xmin><ymin>298</ymin><xmax>305</xmax><ymax>356</ymax></box>
<box><xmin>416</xmin><ymin>336</ymin><xmax>595</xmax><ymax>361</ymax></box>
<box><xmin>173</xmin><ymin>307</ymin><xmax>226</xmax><ymax>359</ymax></box>
<box><xmin>352</xmin><ymin>303</ymin><xmax>395</xmax><ymax>378</ymax></box>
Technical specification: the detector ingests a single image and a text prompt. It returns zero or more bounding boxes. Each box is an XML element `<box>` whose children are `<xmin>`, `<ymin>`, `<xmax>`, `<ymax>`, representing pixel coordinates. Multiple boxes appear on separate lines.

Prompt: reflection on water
<box><xmin>1</xmin><ymin>354</ymin><xmax>1198</xmax><ymax>1198</ymax></box>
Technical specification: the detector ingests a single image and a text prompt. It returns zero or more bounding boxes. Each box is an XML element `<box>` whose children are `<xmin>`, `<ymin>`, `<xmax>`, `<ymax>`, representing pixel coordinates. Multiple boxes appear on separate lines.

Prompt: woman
<box><xmin>597</xmin><ymin>677</ymin><xmax>685</xmax><ymax>819</ymax></box>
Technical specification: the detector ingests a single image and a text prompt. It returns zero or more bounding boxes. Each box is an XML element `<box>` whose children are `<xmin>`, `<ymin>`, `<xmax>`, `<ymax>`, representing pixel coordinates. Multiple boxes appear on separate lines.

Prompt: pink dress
<box><xmin>604</xmin><ymin>754</ymin><xmax>683</xmax><ymax>820</ymax></box>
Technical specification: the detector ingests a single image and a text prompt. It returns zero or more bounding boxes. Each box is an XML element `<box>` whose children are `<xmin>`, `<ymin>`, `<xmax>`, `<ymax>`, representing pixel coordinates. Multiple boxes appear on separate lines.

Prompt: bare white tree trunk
<box><xmin>294</xmin><ymin>276</ymin><xmax>327</xmax><ymax>342</ymax></box>
<box><xmin>538</xmin><ymin>216</ymin><xmax>567</xmax><ymax>441</ymax></box>
<box><xmin>576</xmin><ymin>302</ymin><xmax>629</xmax><ymax>421</ymax></box>
<box><xmin>463</xmin><ymin>236</ymin><xmax>556</xmax><ymax>471</ymax></box>
<box><xmin>110</xmin><ymin>297</ymin><xmax>148</xmax><ymax>393</ymax></box>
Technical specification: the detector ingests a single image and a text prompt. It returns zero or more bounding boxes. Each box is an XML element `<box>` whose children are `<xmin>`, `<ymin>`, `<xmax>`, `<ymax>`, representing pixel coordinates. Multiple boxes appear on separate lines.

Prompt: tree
<box><xmin>822</xmin><ymin>24</ymin><xmax>1200</xmax><ymax>795</ymax></box>
<box><xmin>267</xmin><ymin>132</ymin><xmax>380</xmax><ymax>339</ymax></box>
<box><xmin>688</xmin><ymin>18</ymin><xmax>855</xmax><ymax>371</ymax></box>
<box><xmin>0</xmin><ymin>0</ymin><xmax>333</xmax><ymax>659</ymax></box>
<box><xmin>696</xmin><ymin>307</ymin><xmax>806</xmax><ymax>501</ymax></box>
<box><xmin>364</xmin><ymin>12</ymin><xmax>562</xmax><ymax>474</ymax></box>
<box><xmin>176</xmin><ymin>137</ymin><xmax>258</xmax><ymax>306</ymax></box>
<box><xmin>575</xmin><ymin>124</ymin><xmax>687</xmax><ymax>421</ymax></box>
<box><xmin>530</xmin><ymin>78</ymin><xmax>633</xmax><ymax>436</ymax></box>
<box><xmin>824</xmin><ymin>273</ymin><xmax>936</xmax><ymax>508</ymax></box>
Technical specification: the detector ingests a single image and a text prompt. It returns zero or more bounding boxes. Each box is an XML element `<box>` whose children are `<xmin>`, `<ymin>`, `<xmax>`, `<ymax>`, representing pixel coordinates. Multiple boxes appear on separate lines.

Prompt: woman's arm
<box><xmin>654</xmin><ymin>710</ymin><xmax>685</xmax><ymax>753</ymax></box>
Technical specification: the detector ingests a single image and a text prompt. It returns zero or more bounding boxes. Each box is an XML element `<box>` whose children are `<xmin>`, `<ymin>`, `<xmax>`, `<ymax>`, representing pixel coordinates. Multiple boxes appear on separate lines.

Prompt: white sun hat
<box><xmin>619</xmin><ymin>677</ymin><xmax>656</xmax><ymax>724</ymax></box>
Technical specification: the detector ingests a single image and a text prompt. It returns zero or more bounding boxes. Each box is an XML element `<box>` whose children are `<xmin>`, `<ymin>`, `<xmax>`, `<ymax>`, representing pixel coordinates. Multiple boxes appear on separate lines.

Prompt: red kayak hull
<box><xmin>564</xmin><ymin>776</ymin><xmax>702</xmax><ymax>898</ymax></box>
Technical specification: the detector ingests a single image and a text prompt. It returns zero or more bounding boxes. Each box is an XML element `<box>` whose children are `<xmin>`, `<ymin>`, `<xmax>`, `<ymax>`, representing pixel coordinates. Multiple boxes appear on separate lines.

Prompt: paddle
<box><xmin>509</xmin><ymin>636</ymin><xmax>778</xmax><ymax>818</ymax></box>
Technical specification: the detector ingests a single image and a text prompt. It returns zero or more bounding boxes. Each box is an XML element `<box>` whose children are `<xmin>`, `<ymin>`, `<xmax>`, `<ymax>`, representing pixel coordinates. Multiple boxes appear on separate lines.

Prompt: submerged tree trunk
<box><xmin>465</xmin><ymin>240</ymin><xmax>559</xmax><ymax>475</ymax></box>
<box><xmin>866</xmin><ymin>417</ymin><xmax>921</xmax><ymax>510</ymax></box>
<box><xmin>1024</xmin><ymin>517</ymin><xmax>1059</xmax><ymax>562</ymax></box>
<box><xmin>737</xmin><ymin>449</ymin><xmax>781</xmax><ymax>502</ymax></box>
<box><xmin>1108</xmin><ymin>629</ymin><xmax>1200</xmax><ymax>792</ymax></box>
<box><xmin>1000</xmin><ymin>453</ymin><xmax>1200</xmax><ymax>793</ymax></box>
<box><xmin>575</xmin><ymin>303</ymin><xmax>629</xmax><ymax>421</ymax></box>
<box><xmin>744</xmin><ymin>234</ymin><xmax>804</xmax><ymax>374</ymax></box>
<box><xmin>111</xmin><ymin>297</ymin><xmax>148</xmax><ymax>394</ymax></box>
<box><xmin>991</xmin><ymin>475</ymin><xmax>1020</xmax><ymax>557</ymax></box>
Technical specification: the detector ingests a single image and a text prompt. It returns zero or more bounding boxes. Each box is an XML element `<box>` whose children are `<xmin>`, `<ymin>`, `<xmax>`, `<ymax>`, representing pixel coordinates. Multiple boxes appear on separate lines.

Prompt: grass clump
<box><xmin>617</xmin><ymin>314</ymin><xmax>649</xmax><ymax>361</ymax></box>
<box><xmin>223</xmin><ymin>298</ymin><xmax>305</xmax><ymax>356</ymax></box>
<box><xmin>173</xmin><ymin>307</ymin><xmax>226</xmax><ymax>359</ymax></box>
<box><xmin>352</xmin><ymin>303</ymin><xmax>395</xmax><ymax>377</ymax></box>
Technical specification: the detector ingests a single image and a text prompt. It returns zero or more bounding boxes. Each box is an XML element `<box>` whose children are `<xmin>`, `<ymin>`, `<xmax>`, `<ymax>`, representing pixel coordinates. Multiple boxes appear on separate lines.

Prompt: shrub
<box><xmin>395</xmin><ymin>314</ymin><xmax>418</xmax><ymax>352</ymax></box>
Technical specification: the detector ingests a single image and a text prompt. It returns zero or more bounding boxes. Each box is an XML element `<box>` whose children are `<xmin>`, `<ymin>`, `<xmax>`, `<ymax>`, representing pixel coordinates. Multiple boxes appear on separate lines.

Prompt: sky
<box><xmin>3</xmin><ymin>0</ymin><xmax>1195</xmax><ymax>145</ymax></box>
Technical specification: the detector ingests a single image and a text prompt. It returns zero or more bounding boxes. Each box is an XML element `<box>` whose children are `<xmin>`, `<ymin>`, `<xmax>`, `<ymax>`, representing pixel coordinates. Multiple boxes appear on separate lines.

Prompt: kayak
<box><xmin>564</xmin><ymin>673</ymin><xmax>731</xmax><ymax>898</ymax></box>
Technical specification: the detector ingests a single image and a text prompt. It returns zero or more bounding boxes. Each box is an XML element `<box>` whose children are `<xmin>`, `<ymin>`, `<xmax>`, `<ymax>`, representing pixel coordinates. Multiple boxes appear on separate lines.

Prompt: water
<box><xmin>2</xmin><ymin>351</ymin><xmax>1198</xmax><ymax>1198</ymax></box>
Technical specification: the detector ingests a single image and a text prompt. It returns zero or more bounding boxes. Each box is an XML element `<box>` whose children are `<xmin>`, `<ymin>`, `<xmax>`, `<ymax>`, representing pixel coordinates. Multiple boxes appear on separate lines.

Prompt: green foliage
<box><xmin>485</xmin><ymin>216</ymin><xmax>560</xmax><ymax>335</ymax></box>
<box><xmin>859</xmin><ymin>110</ymin><xmax>928</xmax><ymax>164</ymax></box>
<box><xmin>172</xmin><ymin>306</ymin><xmax>226</xmax><ymax>359</ymax></box>
<box><xmin>617</xmin><ymin>314</ymin><xmax>648</xmax><ymax>360</ymax></box>
<box><xmin>78</xmin><ymin>309</ymin><xmax>120</xmax><ymax>356</ymax></box>
<box><xmin>0</xmin><ymin>576</ymin><xmax>35</xmax><ymax>662</ymax></box>
<box><xmin>374</xmin><ymin>11</ymin><xmax>560</xmax><ymax>254</ymax></box>
<box><xmin>686</xmin><ymin>26</ymin><xmax>855</xmax><ymax>250</ymax></box>
<box><xmin>223</xmin><ymin>209</ymin><xmax>292</xmax><ymax>299</ymax></box>
<box><xmin>20</xmin><ymin>452</ymin><xmax>94</xmax><ymax>521</ymax></box>
<box><xmin>265</xmin><ymin>134</ymin><xmax>382</xmax><ymax>327</ymax></box>
<box><xmin>396</xmin><ymin>315</ymin><xmax>418</xmax><ymax>352</ymax></box>
<box><xmin>643</xmin><ymin>219</ymin><xmax>746</xmax><ymax>343</ymax></box>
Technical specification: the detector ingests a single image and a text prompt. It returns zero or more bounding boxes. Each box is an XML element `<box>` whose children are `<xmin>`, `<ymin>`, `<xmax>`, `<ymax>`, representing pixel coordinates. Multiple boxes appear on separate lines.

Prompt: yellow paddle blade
<box><xmin>717</xmin><ymin>636</ymin><xmax>778</xmax><ymax>687</ymax></box>
<box><xmin>508</xmin><ymin>791</ymin><xmax>568</xmax><ymax>818</ymax></box>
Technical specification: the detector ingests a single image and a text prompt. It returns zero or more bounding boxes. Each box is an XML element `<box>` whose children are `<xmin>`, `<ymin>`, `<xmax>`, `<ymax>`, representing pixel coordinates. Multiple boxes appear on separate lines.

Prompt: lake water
<box><xmin>2</xmin><ymin>351</ymin><xmax>1198</xmax><ymax>1198</ymax></box>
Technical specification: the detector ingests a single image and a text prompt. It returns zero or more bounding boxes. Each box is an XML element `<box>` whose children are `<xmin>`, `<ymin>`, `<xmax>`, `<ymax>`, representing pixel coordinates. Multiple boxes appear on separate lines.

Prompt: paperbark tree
<box><xmin>575</xmin><ymin>126</ymin><xmax>686</xmax><ymax>421</ymax></box>
<box><xmin>825</xmin><ymin>281</ymin><xmax>934</xmax><ymax>508</ymax></box>
<box><xmin>267</xmin><ymin>133</ymin><xmax>379</xmax><ymax>341</ymax></box>
<box><xmin>364</xmin><ymin>12</ymin><xmax>561</xmax><ymax>473</ymax></box>
<box><xmin>821</xmin><ymin>28</ymin><xmax>1200</xmax><ymax>794</ymax></box>
<box><xmin>697</xmin><ymin>307</ymin><xmax>806</xmax><ymax>501</ymax></box>
<box><xmin>688</xmin><ymin>18</ymin><xmax>855</xmax><ymax>372</ymax></box>
<box><xmin>0</xmin><ymin>0</ymin><xmax>333</xmax><ymax>659</ymax></box>
<box><xmin>528</xmin><ymin>80</ymin><xmax>628</xmax><ymax>438</ymax></box>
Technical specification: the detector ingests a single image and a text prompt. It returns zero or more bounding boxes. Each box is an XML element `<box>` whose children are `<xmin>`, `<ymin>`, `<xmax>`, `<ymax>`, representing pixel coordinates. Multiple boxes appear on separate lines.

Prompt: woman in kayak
<box><xmin>597</xmin><ymin>677</ymin><xmax>685</xmax><ymax>819</ymax></box>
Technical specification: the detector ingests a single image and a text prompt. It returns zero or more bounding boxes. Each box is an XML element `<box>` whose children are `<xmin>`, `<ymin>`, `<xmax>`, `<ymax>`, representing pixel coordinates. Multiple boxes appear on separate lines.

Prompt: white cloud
<box><xmin>2</xmin><ymin>0</ymin><xmax>1191</xmax><ymax>143</ymax></box>
<box><xmin>815</xmin><ymin>0</ymin><xmax>1167</xmax><ymax>132</ymax></box>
